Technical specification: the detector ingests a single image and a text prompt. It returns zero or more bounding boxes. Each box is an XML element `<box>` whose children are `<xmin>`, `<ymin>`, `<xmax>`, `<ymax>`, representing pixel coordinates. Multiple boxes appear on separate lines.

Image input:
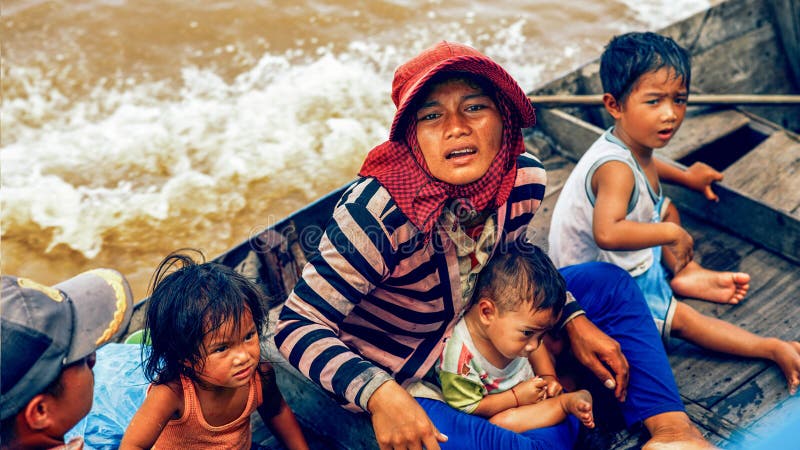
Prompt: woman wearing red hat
<box><xmin>276</xmin><ymin>42</ymin><xmax>712</xmax><ymax>449</ymax></box>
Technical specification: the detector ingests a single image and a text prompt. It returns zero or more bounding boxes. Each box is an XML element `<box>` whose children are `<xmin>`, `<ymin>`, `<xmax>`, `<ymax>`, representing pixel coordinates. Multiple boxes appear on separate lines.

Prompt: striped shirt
<box><xmin>275</xmin><ymin>153</ymin><xmax>582</xmax><ymax>412</ymax></box>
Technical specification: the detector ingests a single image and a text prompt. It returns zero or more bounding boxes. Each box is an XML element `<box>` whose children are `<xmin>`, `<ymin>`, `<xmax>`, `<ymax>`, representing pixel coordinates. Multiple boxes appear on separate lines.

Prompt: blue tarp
<box><xmin>65</xmin><ymin>343</ymin><xmax>149</xmax><ymax>449</ymax></box>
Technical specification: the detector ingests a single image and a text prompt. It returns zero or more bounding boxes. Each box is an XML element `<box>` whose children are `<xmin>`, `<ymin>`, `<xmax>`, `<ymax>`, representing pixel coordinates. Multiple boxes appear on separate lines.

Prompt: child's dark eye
<box><xmin>465</xmin><ymin>104</ymin><xmax>485</xmax><ymax>112</ymax></box>
<box><xmin>245</xmin><ymin>331</ymin><xmax>257</xmax><ymax>341</ymax></box>
<box><xmin>675</xmin><ymin>98</ymin><xmax>687</xmax><ymax>105</ymax></box>
<box><xmin>213</xmin><ymin>346</ymin><xmax>228</xmax><ymax>353</ymax></box>
<box><xmin>645</xmin><ymin>99</ymin><xmax>659</xmax><ymax>105</ymax></box>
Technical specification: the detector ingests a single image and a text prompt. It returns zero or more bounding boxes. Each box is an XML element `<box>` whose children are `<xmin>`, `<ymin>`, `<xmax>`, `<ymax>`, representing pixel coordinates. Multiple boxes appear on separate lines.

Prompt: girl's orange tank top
<box><xmin>152</xmin><ymin>372</ymin><xmax>263</xmax><ymax>449</ymax></box>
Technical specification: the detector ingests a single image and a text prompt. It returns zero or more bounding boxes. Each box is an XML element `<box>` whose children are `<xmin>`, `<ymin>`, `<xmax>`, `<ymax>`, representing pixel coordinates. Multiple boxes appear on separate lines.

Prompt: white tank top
<box><xmin>548</xmin><ymin>129</ymin><xmax>660</xmax><ymax>277</ymax></box>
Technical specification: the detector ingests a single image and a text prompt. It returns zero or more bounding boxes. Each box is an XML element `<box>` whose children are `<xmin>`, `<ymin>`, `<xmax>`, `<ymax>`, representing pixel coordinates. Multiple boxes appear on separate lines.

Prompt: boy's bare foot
<box><xmin>561</xmin><ymin>389</ymin><xmax>594</xmax><ymax>428</ymax></box>
<box><xmin>768</xmin><ymin>339</ymin><xmax>800</xmax><ymax>394</ymax></box>
<box><xmin>670</xmin><ymin>262</ymin><xmax>750</xmax><ymax>304</ymax></box>
<box><xmin>643</xmin><ymin>411</ymin><xmax>717</xmax><ymax>450</ymax></box>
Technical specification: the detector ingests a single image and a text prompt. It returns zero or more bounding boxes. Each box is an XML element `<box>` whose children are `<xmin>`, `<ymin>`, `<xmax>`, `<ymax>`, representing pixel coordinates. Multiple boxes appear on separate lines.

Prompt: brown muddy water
<box><xmin>1</xmin><ymin>0</ymin><xmax>718</xmax><ymax>298</ymax></box>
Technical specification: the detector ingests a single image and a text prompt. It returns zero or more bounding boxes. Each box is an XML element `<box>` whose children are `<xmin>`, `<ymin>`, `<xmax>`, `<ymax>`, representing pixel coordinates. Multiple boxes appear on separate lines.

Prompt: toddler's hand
<box><xmin>685</xmin><ymin>162</ymin><xmax>723</xmax><ymax>202</ymax></box>
<box><xmin>539</xmin><ymin>374</ymin><xmax>563</xmax><ymax>398</ymax></box>
<box><xmin>514</xmin><ymin>377</ymin><xmax>548</xmax><ymax>406</ymax></box>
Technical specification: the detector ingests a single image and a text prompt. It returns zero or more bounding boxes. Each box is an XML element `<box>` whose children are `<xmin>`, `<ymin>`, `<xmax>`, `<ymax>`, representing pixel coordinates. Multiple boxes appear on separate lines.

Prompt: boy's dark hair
<box><xmin>472</xmin><ymin>239</ymin><xmax>566</xmax><ymax>317</ymax></box>
<box><xmin>600</xmin><ymin>31</ymin><xmax>691</xmax><ymax>102</ymax></box>
<box><xmin>143</xmin><ymin>249</ymin><xmax>268</xmax><ymax>384</ymax></box>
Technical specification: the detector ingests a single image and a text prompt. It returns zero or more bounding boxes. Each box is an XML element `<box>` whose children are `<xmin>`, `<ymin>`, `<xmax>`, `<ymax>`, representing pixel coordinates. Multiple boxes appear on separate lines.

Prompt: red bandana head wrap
<box><xmin>359</xmin><ymin>41</ymin><xmax>536</xmax><ymax>235</ymax></box>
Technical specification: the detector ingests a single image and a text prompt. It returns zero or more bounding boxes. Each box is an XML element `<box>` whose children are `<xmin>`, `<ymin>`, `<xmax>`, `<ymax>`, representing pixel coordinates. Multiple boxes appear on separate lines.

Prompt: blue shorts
<box><xmin>633</xmin><ymin>246</ymin><xmax>677</xmax><ymax>344</ymax></box>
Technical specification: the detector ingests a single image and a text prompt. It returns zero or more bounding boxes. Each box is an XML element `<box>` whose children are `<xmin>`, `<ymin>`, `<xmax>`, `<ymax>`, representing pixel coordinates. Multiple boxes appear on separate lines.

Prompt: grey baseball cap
<box><xmin>1</xmin><ymin>269</ymin><xmax>133</xmax><ymax>420</ymax></box>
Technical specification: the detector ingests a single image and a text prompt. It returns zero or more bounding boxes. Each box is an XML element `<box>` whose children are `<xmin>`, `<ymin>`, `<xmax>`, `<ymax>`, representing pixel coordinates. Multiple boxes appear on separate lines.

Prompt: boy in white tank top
<box><xmin>548</xmin><ymin>32</ymin><xmax>800</xmax><ymax>394</ymax></box>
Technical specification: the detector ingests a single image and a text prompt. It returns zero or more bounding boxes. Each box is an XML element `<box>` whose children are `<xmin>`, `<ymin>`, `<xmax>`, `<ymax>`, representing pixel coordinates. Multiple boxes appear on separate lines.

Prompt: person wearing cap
<box><xmin>275</xmin><ymin>41</ymin><xmax>712</xmax><ymax>449</ymax></box>
<box><xmin>1</xmin><ymin>269</ymin><xmax>133</xmax><ymax>450</ymax></box>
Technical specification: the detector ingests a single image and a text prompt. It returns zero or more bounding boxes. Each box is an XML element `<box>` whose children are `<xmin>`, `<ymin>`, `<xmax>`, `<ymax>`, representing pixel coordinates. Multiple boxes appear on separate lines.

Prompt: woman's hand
<box><xmin>367</xmin><ymin>380</ymin><xmax>448</xmax><ymax>450</ymax></box>
<box><xmin>538</xmin><ymin>374</ymin><xmax>563</xmax><ymax>398</ymax></box>
<box><xmin>513</xmin><ymin>377</ymin><xmax>548</xmax><ymax>405</ymax></box>
<box><xmin>684</xmin><ymin>162</ymin><xmax>723</xmax><ymax>201</ymax></box>
<box><xmin>564</xmin><ymin>315</ymin><xmax>629</xmax><ymax>402</ymax></box>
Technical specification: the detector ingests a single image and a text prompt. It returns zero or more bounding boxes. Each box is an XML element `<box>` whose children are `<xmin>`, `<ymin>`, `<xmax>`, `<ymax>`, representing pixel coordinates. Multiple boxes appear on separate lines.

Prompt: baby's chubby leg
<box><xmin>489</xmin><ymin>389</ymin><xmax>594</xmax><ymax>433</ymax></box>
<box><xmin>672</xmin><ymin>302</ymin><xmax>800</xmax><ymax>394</ymax></box>
<box><xmin>660</xmin><ymin>201</ymin><xmax>750</xmax><ymax>304</ymax></box>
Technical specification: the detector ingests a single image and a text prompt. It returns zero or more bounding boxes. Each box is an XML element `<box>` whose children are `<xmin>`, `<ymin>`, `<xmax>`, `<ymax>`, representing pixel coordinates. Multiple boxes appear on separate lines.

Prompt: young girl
<box><xmin>438</xmin><ymin>241</ymin><xmax>595</xmax><ymax>435</ymax></box>
<box><xmin>120</xmin><ymin>250</ymin><xmax>308</xmax><ymax>450</ymax></box>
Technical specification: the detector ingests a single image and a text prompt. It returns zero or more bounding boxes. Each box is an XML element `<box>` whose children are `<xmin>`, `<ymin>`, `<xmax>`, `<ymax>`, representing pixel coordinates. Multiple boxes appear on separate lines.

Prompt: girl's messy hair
<box><xmin>142</xmin><ymin>249</ymin><xmax>268</xmax><ymax>384</ymax></box>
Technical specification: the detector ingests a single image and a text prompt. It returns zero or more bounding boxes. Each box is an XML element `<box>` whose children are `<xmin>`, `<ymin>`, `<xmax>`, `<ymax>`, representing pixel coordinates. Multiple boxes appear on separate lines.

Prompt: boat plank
<box><xmin>657</xmin><ymin>109</ymin><xmax>751</xmax><ymax>161</ymax></box>
<box><xmin>525</xmin><ymin>153</ymin><xmax>574</xmax><ymax>249</ymax></box>
<box><xmin>722</xmin><ymin>131</ymin><xmax>800</xmax><ymax>215</ymax></box>
<box><xmin>662</xmin><ymin>180</ymin><xmax>800</xmax><ymax>263</ymax></box>
<box><xmin>668</xmin><ymin>244</ymin><xmax>800</xmax><ymax>408</ymax></box>
<box><xmin>661</xmin><ymin>0</ymin><xmax>773</xmax><ymax>55</ymax></box>
<box><xmin>728</xmin><ymin>389</ymin><xmax>800</xmax><ymax>449</ymax></box>
<box><xmin>534</xmin><ymin>108</ymin><xmax>604</xmax><ymax>162</ymax></box>
<box><xmin>769</xmin><ymin>0</ymin><xmax>800</xmax><ymax>88</ymax></box>
<box><xmin>713</xmin><ymin>366</ymin><xmax>799</xmax><ymax>441</ymax></box>
<box><xmin>690</xmin><ymin>22</ymin><xmax>800</xmax><ymax>132</ymax></box>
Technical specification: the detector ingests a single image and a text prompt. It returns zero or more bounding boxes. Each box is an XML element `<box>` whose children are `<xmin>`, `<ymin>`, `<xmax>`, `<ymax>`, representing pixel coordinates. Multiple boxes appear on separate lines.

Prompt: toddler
<box><xmin>437</xmin><ymin>241</ymin><xmax>594</xmax><ymax>433</ymax></box>
<box><xmin>120</xmin><ymin>250</ymin><xmax>308</xmax><ymax>449</ymax></box>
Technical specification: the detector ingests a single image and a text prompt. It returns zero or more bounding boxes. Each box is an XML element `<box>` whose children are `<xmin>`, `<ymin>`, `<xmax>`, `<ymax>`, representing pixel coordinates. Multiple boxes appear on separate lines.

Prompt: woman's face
<box><xmin>415</xmin><ymin>78</ymin><xmax>503</xmax><ymax>185</ymax></box>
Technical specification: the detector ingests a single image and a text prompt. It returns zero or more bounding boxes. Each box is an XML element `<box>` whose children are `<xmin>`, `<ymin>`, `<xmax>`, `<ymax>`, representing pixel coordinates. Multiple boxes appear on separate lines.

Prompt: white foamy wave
<box><xmin>616</xmin><ymin>0</ymin><xmax>713</xmax><ymax>29</ymax></box>
<box><xmin>1</xmin><ymin>17</ymin><xmax>554</xmax><ymax>260</ymax></box>
<box><xmin>1</xmin><ymin>51</ymin><xmax>393</xmax><ymax>258</ymax></box>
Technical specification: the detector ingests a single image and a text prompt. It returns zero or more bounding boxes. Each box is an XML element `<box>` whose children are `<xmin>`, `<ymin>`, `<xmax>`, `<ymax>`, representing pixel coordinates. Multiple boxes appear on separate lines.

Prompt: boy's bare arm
<box><xmin>592</xmin><ymin>161</ymin><xmax>693</xmax><ymax>270</ymax></box>
<box><xmin>655</xmin><ymin>157</ymin><xmax>722</xmax><ymax>201</ymax></box>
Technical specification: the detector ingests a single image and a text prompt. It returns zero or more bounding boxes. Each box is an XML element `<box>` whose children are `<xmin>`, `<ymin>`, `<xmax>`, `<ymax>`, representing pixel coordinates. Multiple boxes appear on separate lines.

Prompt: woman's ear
<box><xmin>23</xmin><ymin>395</ymin><xmax>54</xmax><ymax>431</ymax></box>
<box><xmin>603</xmin><ymin>93</ymin><xmax>623</xmax><ymax>119</ymax></box>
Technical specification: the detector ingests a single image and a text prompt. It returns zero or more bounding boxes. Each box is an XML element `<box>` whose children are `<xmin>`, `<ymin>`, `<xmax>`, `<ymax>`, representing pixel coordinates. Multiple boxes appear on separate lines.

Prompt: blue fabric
<box><xmin>417</xmin><ymin>397</ymin><xmax>579</xmax><ymax>450</ymax></box>
<box><xmin>560</xmin><ymin>262</ymin><xmax>684</xmax><ymax>426</ymax></box>
<box><xmin>65</xmin><ymin>343</ymin><xmax>149</xmax><ymax>449</ymax></box>
<box><xmin>633</xmin><ymin>246</ymin><xmax>675</xmax><ymax>337</ymax></box>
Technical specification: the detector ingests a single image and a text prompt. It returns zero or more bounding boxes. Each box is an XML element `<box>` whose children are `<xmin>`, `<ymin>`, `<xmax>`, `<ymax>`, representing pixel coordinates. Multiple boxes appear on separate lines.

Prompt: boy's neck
<box><xmin>14</xmin><ymin>431</ymin><xmax>69</xmax><ymax>450</ymax></box>
<box><xmin>611</xmin><ymin>124</ymin><xmax>654</xmax><ymax>162</ymax></box>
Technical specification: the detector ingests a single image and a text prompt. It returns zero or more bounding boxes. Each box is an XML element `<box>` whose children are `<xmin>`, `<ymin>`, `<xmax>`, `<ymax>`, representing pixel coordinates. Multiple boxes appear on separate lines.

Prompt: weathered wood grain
<box><xmin>723</xmin><ymin>131</ymin><xmax>800</xmax><ymax>215</ymax></box>
<box><xmin>663</xmin><ymin>180</ymin><xmax>800</xmax><ymax>264</ymax></box>
<box><xmin>661</xmin><ymin>0</ymin><xmax>773</xmax><ymax>55</ymax></box>
<box><xmin>657</xmin><ymin>109</ymin><xmax>751</xmax><ymax>161</ymax></box>
<box><xmin>668</xmin><ymin>245</ymin><xmax>800</xmax><ymax>409</ymax></box>
<box><xmin>690</xmin><ymin>23</ymin><xmax>800</xmax><ymax>132</ymax></box>
<box><xmin>534</xmin><ymin>108</ymin><xmax>604</xmax><ymax>161</ymax></box>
